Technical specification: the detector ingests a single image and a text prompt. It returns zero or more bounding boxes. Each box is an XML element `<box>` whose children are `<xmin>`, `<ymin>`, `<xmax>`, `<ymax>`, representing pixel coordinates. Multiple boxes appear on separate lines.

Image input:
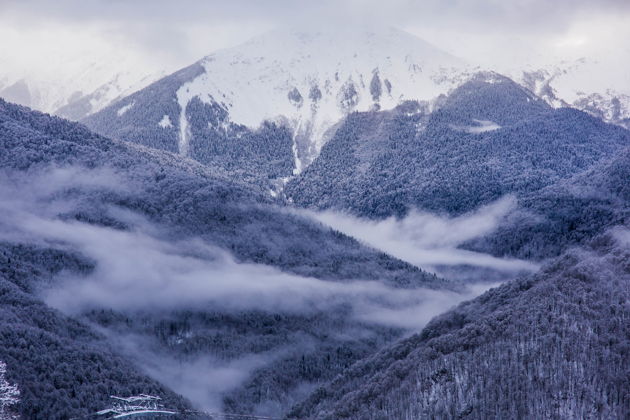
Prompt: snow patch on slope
<box><xmin>158</xmin><ymin>114</ymin><xmax>173</xmax><ymax>128</ymax></box>
<box><xmin>177</xmin><ymin>92</ymin><xmax>191</xmax><ymax>157</ymax></box>
<box><xmin>452</xmin><ymin>119</ymin><xmax>502</xmax><ymax>134</ymax></box>
<box><xmin>117</xmin><ymin>101</ymin><xmax>135</xmax><ymax>116</ymax></box>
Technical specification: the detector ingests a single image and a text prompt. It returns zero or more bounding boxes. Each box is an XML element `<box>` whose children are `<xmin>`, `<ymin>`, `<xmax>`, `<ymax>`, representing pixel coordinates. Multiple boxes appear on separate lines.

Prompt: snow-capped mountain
<box><xmin>0</xmin><ymin>51</ymin><xmax>165</xmax><ymax>120</ymax></box>
<box><xmin>182</xmin><ymin>27</ymin><xmax>472</xmax><ymax>172</ymax></box>
<box><xmin>4</xmin><ymin>26</ymin><xmax>629</xmax><ymax>139</ymax></box>
<box><xmin>85</xmin><ymin>27</ymin><xmax>473</xmax><ymax>174</ymax></box>
<box><xmin>285</xmin><ymin>72</ymin><xmax>630</xmax><ymax>220</ymax></box>
<box><xmin>510</xmin><ymin>55</ymin><xmax>630</xmax><ymax>129</ymax></box>
<box><xmin>84</xmin><ymin>26</ymin><xmax>630</xmax><ymax>183</ymax></box>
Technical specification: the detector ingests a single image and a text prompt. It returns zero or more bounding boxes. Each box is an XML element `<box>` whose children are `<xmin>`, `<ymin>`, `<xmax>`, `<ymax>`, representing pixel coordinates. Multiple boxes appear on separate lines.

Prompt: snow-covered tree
<box><xmin>0</xmin><ymin>361</ymin><xmax>19</xmax><ymax>420</ymax></box>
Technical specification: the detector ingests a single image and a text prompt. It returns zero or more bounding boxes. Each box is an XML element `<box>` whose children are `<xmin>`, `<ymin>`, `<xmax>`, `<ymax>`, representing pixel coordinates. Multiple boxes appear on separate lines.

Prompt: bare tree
<box><xmin>0</xmin><ymin>361</ymin><xmax>19</xmax><ymax>420</ymax></box>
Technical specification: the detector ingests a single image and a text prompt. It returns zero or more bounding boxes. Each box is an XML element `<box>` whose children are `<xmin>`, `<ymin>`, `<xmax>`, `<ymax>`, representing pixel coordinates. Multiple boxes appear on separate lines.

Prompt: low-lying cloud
<box><xmin>302</xmin><ymin>196</ymin><xmax>538</xmax><ymax>275</ymax></box>
<box><xmin>28</xmin><ymin>213</ymin><xmax>487</xmax><ymax>329</ymax></box>
<box><xmin>0</xmin><ymin>166</ymin><xmax>491</xmax><ymax>330</ymax></box>
<box><xmin>0</xmin><ymin>165</ymin><xmax>510</xmax><ymax>412</ymax></box>
<box><xmin>100</xmin><ymin>330</ymin><xmax>281</xmax><ymax>412</ymax></box>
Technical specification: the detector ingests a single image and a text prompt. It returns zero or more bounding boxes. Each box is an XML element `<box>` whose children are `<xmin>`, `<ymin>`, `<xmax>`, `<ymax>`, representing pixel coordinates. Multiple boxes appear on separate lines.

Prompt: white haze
<box><xmin>0</xmin><ymin>166</ymin><xmax>515</xmax><ymax>411</ymax></box>
<box><xmin>0</xmin><ymin>166</ymin><xmax>492</xmax><ymax>330</ymax></box>
<box><xmin>28</xmin><ymin>211</ymin><xmax>488</xmax><ymax>329</ymax></box>
<box><xmin>2</xmin><ymin>0</ymin><xmax>629</xmax><ymax>74</ymax></box>
<box><xmin>304</xmin><ymin>196</ymin><xmax>538</xmax><ymax>275</ymax></box>
<box><xmin>99</xmin><ymin>330</ymin><xmax>281</xmax><ymax>412</ymax></box>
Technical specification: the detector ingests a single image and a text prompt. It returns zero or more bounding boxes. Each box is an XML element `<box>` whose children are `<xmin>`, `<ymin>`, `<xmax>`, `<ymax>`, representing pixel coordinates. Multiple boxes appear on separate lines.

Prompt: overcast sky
<box><xmin>1</xmin><ymin>0</ymin><xmax>629</xmax><ymax>83</ymax></box>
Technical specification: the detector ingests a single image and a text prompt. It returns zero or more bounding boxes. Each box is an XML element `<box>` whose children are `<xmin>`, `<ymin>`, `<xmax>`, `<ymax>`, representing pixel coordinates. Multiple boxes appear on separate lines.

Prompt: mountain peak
<box><xmin>188</xmin><ymin>27</ymin><xmax>471</xmax><ymax>171</ymax></box>
<box><xmin>84</xmin><ymin>27</ymin><xmax>474</xmax><ymax>178</ymax></box>
<box><xmin>208</xmin><ymin>25</ymin><xmax>465</xmax><ymax>68</ymax></box>
<box><xmin>435</xmin><ymin>70</ymin><xmax>549</xmax><ymax>125</ymax></box>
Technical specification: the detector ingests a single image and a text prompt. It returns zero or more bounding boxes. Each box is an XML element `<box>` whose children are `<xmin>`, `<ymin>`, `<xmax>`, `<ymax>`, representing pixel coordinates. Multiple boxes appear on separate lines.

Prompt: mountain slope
<box><xmin>464</xmin><ymin>146</ymin><xmax>630</xmax><ymax>260</ymax></box>
<box><xmin>0</xmin><ymin>98</ymin><xmax>455</xmax><ymax>417</ymax></box>
<box><xmin>286</xmin><ymin>72</ymin><xmax>630</xmax><ymax>218</ymax></box>
<box><xmin>83</xmin><ymin>27</ymin><xmax>471</xmax><ymax>182</ymax></box>
<box><xmin>290</xmin><ymin>227</ymin><xmax>630</xmax><ymax>419</ymax></box>
<box><xmin>0</xmin><ymin>245</ymin><xmax>191</xmax><ymax>419</ymax></box>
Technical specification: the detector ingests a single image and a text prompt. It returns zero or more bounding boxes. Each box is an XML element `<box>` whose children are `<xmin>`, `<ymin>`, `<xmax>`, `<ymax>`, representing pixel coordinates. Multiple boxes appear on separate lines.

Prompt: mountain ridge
<box><xmin>285</xmin><ymin>74</ymin><xmax>630</xmax><ymax>219</ymax></box>
<box><xmin>83</xmin><ymin>27</ymin><xmax>473</xmax><ymax>177</ymax></box>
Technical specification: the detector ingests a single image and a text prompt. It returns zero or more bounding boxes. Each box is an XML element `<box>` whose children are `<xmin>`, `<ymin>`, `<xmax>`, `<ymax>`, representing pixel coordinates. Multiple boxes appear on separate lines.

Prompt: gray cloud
<box><xmin>3</xmin><ymin>0</ymin><xmax>629</xmax><ymax>33</ymax></box>
<box><xmin>2</xmin><ymin>0</ymin><xmax>628</xmax><ymax>90</ymax></box>
<box><xmin>31</xmin><ymin>212</ymin><xmax>486</xmax><ymax>329</ymax></box>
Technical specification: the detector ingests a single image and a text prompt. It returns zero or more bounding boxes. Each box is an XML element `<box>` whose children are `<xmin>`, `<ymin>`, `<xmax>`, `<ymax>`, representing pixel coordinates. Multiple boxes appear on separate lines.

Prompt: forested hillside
<box><xmin>0</xmin><ymin>98</ymin><xmax>443</xmax><ymax>287</ymax></box>
<box><xmin>286</xmin><ymin>72</ymin><xmax>630</xmax><ymax>217</ymax></box>
<box><xmin>0</xmin><ymin>244</ymin><xmax>192</xmax><ymax>419</ymax></box>
<box><xmin>464</xmin><ymin>147</ymin><xmax>630</xmax><ymax>260</ymax></box>
<box><xmin>290</xmin><ymin>227</ymin><xmax>630</xmax><ymax>419</ymax></box>
<box><xmin>0</xmin><ymin>98</ymin><xmax>451</xmax><ymax>417</ymax></box>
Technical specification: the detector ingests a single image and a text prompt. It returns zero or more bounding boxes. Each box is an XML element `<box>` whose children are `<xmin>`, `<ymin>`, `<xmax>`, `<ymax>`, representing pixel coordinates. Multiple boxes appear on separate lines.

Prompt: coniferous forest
<box><xmin>1</xmin><ymin>4</ymin><xmax>629</xmax><ymax>419</ymax></box>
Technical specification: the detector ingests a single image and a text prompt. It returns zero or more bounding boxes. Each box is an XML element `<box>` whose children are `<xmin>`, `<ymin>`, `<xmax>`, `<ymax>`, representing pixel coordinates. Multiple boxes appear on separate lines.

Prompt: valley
<box><xmin>0</xmin><ymin>14</ymin><xmax>628</xmax><ymax>420</ymax></box>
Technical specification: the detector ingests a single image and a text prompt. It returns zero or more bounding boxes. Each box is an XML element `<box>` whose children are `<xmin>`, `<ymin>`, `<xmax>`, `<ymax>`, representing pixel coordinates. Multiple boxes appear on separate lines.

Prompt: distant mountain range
<box><xmin>0</xmin><ymin>51</ymin><xmax>165</xmax><ymax>120</ymax></box>
<box><xmin>74</xmin><ymin>29</ymin><xmax>628</xmax><ymax>189</ymax></box>
<box><xmin>515</xmin><ymin>56</ymin><xmax>630</xmax><ymax>130</ymax></box>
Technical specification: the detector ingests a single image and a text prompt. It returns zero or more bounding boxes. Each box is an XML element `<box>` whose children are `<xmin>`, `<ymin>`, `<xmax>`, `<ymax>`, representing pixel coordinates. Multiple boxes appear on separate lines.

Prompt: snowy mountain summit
<box><xmin>84</xmin><ymin>27</ymin><xmax>630</xmax><ymax>184</ymax></box>
<box><xmin>0</xmin><ymin>52</ymin><xmax>166</xmax><ymax>120</ymax></box>
<box><xmin>84</xmin><ymin>27</ymin><xmax>472</xmax><ymax>179</ymax></box>
<box><xmin>182</xmin><ymin>27</ymin><xmax>470</xmax><ymax>171</ymax></box>
<box><xmin>516</xmin><ymin>56</ymin><xmax>630</xmax><ymax>129</ymax></box>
